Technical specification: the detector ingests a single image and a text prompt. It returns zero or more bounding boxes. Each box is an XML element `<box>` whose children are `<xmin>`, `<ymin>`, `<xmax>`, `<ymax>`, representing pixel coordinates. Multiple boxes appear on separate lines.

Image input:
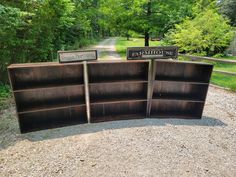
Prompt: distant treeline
<box><xmin>0</xmin><ymin>0</ymin><xmax>235</xmax><ymax>83</ymax></box>
<box><xmin>0</xmin><ymin>0</ymin><xmax>108</xmax><ymax>83</ymax></box>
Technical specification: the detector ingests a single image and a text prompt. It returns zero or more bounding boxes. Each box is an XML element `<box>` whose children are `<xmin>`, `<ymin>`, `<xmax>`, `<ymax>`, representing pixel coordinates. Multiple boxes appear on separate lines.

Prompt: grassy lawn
<box><xmin>215</xmin><ymin>55</ymin><xmax>236</xmax><ymax>60</ymax></box>
<box><xmin>211</xmin><ymin>73</ymin><xmax>236</xmax><ymax>90</ymax></box>
<box><xmin>213</xmin><ymin>62</ymin><xmax>236</xmax><ymax>73</ymax></box>
<box><xmin>116</xmin><ymin>37</ymin><xmax>162</xmax><ymax>60</ymax></box>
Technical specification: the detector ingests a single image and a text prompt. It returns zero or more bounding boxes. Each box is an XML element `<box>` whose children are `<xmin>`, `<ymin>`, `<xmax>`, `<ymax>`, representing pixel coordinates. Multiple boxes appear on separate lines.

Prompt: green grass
<box><xmin>179</xmin><ymin>56</ymin><xmax>236</xmax><ymax>72</ymax></box>
<box><xmin>0</xmin><ymin>84</ymin><xmax>11</xmax><ymax>110</ymax></box>
<box><xmin>116</xmin><ymin>37</ymin><xmax>162</xmax><ymax>60</ymax></box>
<box><xmin>213</xmin><ymin>62</ymin><xmax>236</xmax><ymax>73</ymax></box>
<box><xmin>211</xmin><ymin>72</ymin><xmax>236</xmax><ymax>90</ymax></box>
<box><xmin>215</xmin><ymin>55</ymin><xmax>236</xmax><ymax>60</ymax></box>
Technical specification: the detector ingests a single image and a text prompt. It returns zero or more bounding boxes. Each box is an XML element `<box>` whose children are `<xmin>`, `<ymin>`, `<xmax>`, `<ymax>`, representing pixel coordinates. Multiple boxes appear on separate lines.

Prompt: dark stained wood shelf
<box><xmin>90</xmin><ymin>96</ymin><xmax>147</xmax><ymax>105</ymax></box>
<box><xmin>89</xmin><ymin>79</ymin><xmax>148</xmax><ymax>85</ymax></box>
<box><xmin>20</xmin><ymin>119</ymin><xmax>88</xmax><ymax>133</ymax></box>
<box><xmin>13</xmin><ymin>83</ymin><xmax>84</xmax><ymax>93</ymax></box>
<box><xmin>18</xmin><ymin>101</ymin><xmax>86</xmax><ymax>114</ymax></box>
<box><xmin>154</xmin><ymin>79</ymin><xmax>208</xmax><ymax>85</ymax></box>
<box><xmin>91</xmin><ymin>113</ymin><xmax>146</xmax><ymax>123</ymax></box>
<box><xmin>149</xmin><ymin>112</ymin><xmax>201</xmax><ymax>119</ymax></box>
<box><xmin>152</xmin><ymin>96</ymin><xmax>204</xmax><ymax>103</ymax></box>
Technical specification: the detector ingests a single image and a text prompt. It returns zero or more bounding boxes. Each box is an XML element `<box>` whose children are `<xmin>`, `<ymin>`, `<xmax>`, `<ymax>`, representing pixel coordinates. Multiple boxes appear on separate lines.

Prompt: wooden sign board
<box><xmin>58</xmin><ymin>50</ymin><xmax>97</xmax><ymax>63</ymax></box>
<box><xmin>127</xmin><ymin>46</ymin><xmax>178</xmax><ymax>60</ymax></box>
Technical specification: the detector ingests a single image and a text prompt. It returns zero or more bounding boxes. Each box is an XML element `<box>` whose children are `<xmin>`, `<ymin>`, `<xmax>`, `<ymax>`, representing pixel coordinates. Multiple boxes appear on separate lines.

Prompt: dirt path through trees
<box><xmin>90</xmin><ymin>37</ymin><xmax>122</xmax><ymax>60</ymax></box>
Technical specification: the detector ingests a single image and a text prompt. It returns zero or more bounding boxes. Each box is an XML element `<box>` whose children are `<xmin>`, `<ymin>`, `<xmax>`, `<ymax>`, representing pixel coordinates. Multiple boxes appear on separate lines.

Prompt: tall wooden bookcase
<box><xmin>87</xmin><ymin>61</ymin><xmax>150</xmax><ymax>123</ymax></box>
<box><xmin>149</xmin><ymin>60</ymin><xmax>213</xmax><ymax>118</ymax></box>
<box><xmin>8</xmin><ymin>63</ymin><xmax>87</xmax><ymax>133</ymax></box>
<box><xmin>8</xmin><ymin>60</ymin><xmax>213</xmax><ymax>133</ymax></box>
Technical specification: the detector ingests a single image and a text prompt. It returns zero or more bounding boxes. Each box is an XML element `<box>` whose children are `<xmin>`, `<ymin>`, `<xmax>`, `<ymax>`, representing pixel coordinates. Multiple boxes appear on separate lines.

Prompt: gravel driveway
<box><xmin>0</xmin><ymin>86</ymin><xmax>235</xmax><ymax>177</ymax></box>
<box><xmin>91</xmin><ymin>37</ymin><xmax>122</xmax><ymax>60</ymax></box>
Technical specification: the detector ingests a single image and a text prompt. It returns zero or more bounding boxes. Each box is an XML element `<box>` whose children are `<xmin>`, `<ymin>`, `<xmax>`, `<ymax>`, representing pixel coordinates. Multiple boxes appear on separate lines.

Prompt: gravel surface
<box><xmin>0</xmin><ymin>86</ymin><xmax>236</xmax><ymax>177</ymax></box>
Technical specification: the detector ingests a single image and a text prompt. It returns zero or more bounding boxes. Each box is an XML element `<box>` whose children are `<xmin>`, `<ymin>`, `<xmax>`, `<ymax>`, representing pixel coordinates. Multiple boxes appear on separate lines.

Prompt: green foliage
<box><xmin>219</xmin><ymin>0</ymin><xmax>236</xmax><ymax>26</ymax></box>
<box><xmin>0</xmin><ymin>83</ymin><xmax>11</xmax><ymax>110</ymax></box>
<box><xmin>100</xmin><ymin>0</ymin><xmax>194</xmax><ymax>42</ymax></box>
<box><xmin>168</xmin><ymin>9</ymin><xmax>233</xmax><ymax>55</ymax></box>
<box><xmin>0</xmin><ymin>4</ymin><xmax>24</xmax><ymax>82</ymax></box>
<box><xmin>0</xmin><ymin>0</ymin><xmax>234</xmax><ymax>86</ymax></box>
<box><xmin>0</xmin><ymin>83</ymin><xmax>10</xmax><ymax>99</ymax></box>
<box><xmin>0</xmin><ymin>0</ymin><xmax>103</xmax><ymax>83</ymax></box>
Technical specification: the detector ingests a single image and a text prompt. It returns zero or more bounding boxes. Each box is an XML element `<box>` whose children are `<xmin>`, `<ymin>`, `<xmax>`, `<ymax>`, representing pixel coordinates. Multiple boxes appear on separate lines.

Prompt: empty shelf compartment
<box><xmin>152</xmin><ymin>82</ymin><xmax>209</xmax><ymax>102</ymax></box>
<box><xmin>89</xmin><ymin>82</ymin><xmax>147</xmax><ymax>104</ymax></box>
<box><xmin>9</xmin><ymin>64</ymin><xmax>84</xmax><ymax>90</ymax></box>
<box><xmin>155</xmin><ymin>61</ymin><xmax>213</xmax><ymax>83</ymax></box>
<box><xmin>88</xmin><ymin>62</ymin><xmax>149</xmax><ymax>83</ymax></box>
<box><xmin>90</xmin><ymin>102</ymin><xmax>147</xmax><ymax>123</ymax></box>
<box><xmin>150</xmin><ymin>100</ymin><xmax>204</xmax><ymax>118</ymax></box>
<box><xmin>18</xmin><ymin>106</ymin><xmax>87</xmax><ymax>133</ymax></box>
<box><xmin>15</xmin><ymin>85</ymin><xmax>85</xmax><ymax>113</ymax></box>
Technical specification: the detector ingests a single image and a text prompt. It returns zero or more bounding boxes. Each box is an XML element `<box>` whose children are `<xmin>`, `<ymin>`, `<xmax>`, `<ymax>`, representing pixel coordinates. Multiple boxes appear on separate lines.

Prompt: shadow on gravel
<box><xmin>24</xmin><ymin>116</ymin><xmax>227</xmax><ymax>142</ymax></box>
<box><xmin>0</xmin><ymin>115</ymin><xmax>227</xmax><ymax>150</ymax></box>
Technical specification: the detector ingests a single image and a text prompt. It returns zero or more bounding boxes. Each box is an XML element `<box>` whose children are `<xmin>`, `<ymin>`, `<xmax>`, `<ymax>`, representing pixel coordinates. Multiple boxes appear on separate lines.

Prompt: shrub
<box><xmin>167</xmin><ymin>9</ymin><xmax>233</xmax><ymax>56</ymax></box>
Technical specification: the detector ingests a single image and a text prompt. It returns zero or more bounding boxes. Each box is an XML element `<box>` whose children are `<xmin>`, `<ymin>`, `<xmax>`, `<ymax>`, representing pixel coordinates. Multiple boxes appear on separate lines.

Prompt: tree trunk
<box><xmin>144</xmin><ymin>0</ymin><xmax>151</xmax><ymax>46</ymax></box>
<box><xmin>145</xmin><ymin>32</ymin><xmax>149</xmax><ymax>46</ymax></box>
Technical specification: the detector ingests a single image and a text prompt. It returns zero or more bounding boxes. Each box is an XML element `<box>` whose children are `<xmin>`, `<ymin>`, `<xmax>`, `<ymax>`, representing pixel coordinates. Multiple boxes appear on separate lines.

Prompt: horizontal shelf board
<box><xmin>8</xmin><ymin>62</ymin><xmax>84</xmax><ymax>69</ymax></box>
<box><xmin>20</xmin><ymin>119</ymin><xmax>87</xmax><ymax>133</ymax></box>
<box><xmin>90</xmin><ymin>97</ymin><xmax>147</xmax><ymax>105</ymax></box>
<box><xmin>13</xmin><ymin>83</ymin><xmax>84</xmax><ymax>93</ymax></box>
<box><xmin>154</xmin><ymin>79</ymin><xmax>209</xmax><ymax>85</ymax></box>
<box><xmin>152</xmin><ymin>96</ymin><xmax>204</xmax><ymax>103</ymax></box>
<box><xmin>154</xmin><ymin>59</ymin><xmax>213</xmax><ymax>66</ymax></box>
<box><xmin>18</xmin><ymin>101</ymin><xmax>86</xmax><ymax>114</ymax></box>
<box><xmin>88</xmin><ymin>60</ymin><xmax>150</xmax><ymax>64</ymax></box>
<box><xmin>91</xmin><ymin>114</ymin><xmax>146</xmax><ymax>123</ymax></box>
<box><xmin>89</xmin><ymin>79</ymin><xmax>148</xmax><ymax>85</ymax></box>
<box><xmin>149</xmin><ymin>113</ymin><xmax>201</xmax><ymax>119</ymax></box>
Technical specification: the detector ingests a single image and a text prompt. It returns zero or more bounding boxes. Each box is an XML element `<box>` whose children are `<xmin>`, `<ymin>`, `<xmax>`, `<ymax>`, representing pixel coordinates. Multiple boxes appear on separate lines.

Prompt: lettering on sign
<box><xmin>127</xmin><ymin>46</ymin><xmax>178</xmax><ymax>60</ymax></box>
<box><xmin>58</xmin><ymin>50</ymin><xmax>97</xmax><ymax>63</ymax></box>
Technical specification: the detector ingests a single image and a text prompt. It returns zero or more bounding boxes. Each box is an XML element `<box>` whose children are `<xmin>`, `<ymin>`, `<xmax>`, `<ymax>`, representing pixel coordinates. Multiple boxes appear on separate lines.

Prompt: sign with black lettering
<box><xmin>127</xmin><ymin>46</ymin><xmax>178</xmax><ymax>60</ymax></box>
<box><xmin>58</xmin><ymin>50</ymin><xmax>97</xmax><ymax>63</ymax></box>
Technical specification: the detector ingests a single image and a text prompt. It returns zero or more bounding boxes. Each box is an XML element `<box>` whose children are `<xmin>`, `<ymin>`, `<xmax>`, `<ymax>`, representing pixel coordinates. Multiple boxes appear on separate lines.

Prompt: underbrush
<box><xmin>0</xmin><ymin>83</ymin><xmax>12</xmax><ymax>110</ymax></box>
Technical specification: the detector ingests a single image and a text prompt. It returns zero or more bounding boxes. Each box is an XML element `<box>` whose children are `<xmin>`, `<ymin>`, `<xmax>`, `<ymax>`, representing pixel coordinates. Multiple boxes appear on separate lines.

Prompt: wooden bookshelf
<box><xmin>8</xmin><ymin>63</ymin><xmax>87</xmax><ymax>133</ymax></box>
<box><xmin>8</xmin><ymin>59</ymin><xmax>213</xmax><ymax>133</ymax></box>
<box><xmin>149</xmin><ymin>60</ymin><xmax>213</xmax><ymax>118</ymax></box>
<box><xmin>87</xmin><ymin>61</ymin><xmax>150</xmax><ymax>123</ymax></box>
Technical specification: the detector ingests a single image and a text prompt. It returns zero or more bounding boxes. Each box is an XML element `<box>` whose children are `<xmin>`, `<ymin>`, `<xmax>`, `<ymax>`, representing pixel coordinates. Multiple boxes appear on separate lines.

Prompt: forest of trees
<box><xmin>0</xmin><ymin>0</ymin><xmax>235</xmax><ymax>83</ymax></box>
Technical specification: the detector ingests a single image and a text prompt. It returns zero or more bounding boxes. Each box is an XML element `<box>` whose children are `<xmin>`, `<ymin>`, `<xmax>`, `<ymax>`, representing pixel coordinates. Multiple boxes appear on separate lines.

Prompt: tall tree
<box><xmin>100</xmin><ymin>0</ymin><xmax>195</xmax><ymax>46</ymax></box>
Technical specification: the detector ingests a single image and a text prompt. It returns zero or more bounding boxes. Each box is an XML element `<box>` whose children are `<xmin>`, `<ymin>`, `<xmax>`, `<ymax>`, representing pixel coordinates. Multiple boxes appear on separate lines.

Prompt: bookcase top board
<box><xmin>8</xmin><ymin>60</ymin><xmax>150</xmax><ymax>68</ymax></box>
